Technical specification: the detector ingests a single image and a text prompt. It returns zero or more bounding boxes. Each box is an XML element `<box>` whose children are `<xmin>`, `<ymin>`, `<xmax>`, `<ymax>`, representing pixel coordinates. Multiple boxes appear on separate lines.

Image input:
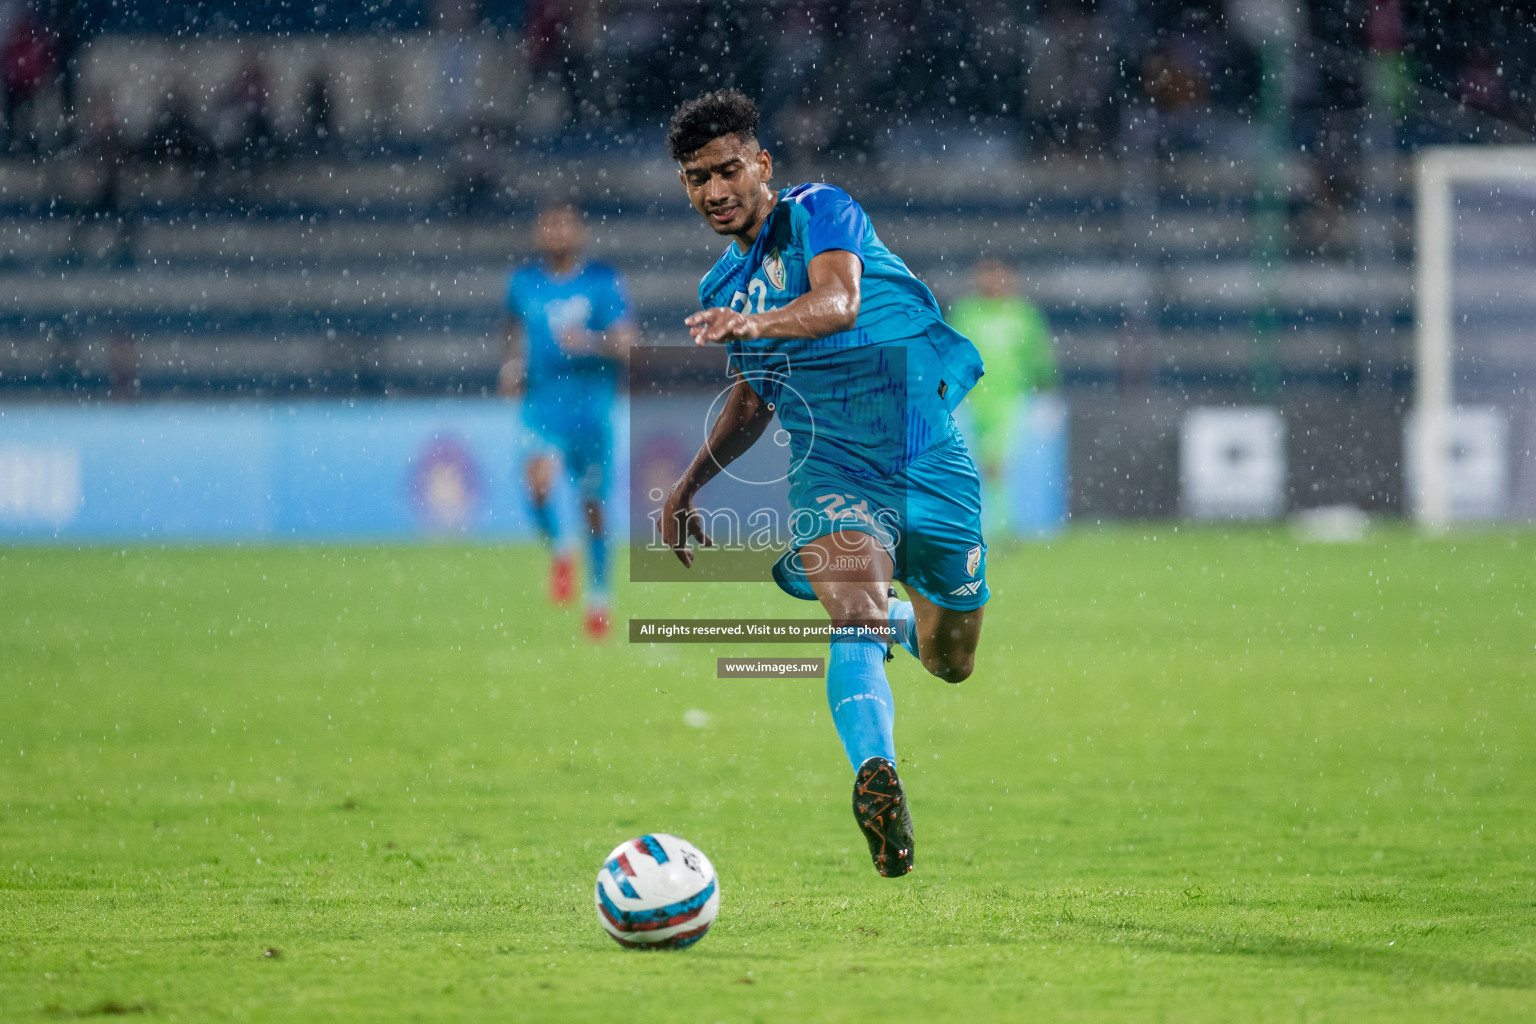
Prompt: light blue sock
<box><xmin>827</xmin><ymin>626</ymin><xmax>896</xmax><ymax>770</ymax></box>
<box><xmin>889</xmin><ymin>599</ymin><xmax>919</xmax><ymax>660</ymax></box>
<box><xmin>530</xmin><ymin>500</ymin><xmax>559</xmax><ymax>549</ymax></box>
<box><xmin>586</xmin><ymin>527</ymin><xmax>609</xmax><ymax>604</ymax></box>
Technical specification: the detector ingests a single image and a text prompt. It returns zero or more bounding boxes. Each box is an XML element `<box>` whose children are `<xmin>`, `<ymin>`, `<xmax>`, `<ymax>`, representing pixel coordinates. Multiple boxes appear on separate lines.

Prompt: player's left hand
<box><xmin>686</xmin><ymin>307</ymin><xmax>759</xmax><ymax>345</ymax></box>
<box><xmin>661</xmin><ymin>486</ymin><xmax>712</xmax><ymax>568</ymax></box>
<box><xmin>558</xmin><ymin>326</ymin><xmax>600</xmax><ymax>354</ymax></box>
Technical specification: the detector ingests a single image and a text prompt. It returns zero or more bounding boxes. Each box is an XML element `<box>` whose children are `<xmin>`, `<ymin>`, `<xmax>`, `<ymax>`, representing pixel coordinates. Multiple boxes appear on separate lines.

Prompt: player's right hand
<box><xmin>661</xmin><ymin>487</ymin><xmax>712</xmax><ymax>568</ymax></box>
<box><xmin>558</xmin><ymin>325</ymin><xmax>600</xmax><ymax>354</ymax></box>
<box><xmin>686</xmin><ymin>307</ymin><xmax>758</xmax><ymax>345</ymax></box>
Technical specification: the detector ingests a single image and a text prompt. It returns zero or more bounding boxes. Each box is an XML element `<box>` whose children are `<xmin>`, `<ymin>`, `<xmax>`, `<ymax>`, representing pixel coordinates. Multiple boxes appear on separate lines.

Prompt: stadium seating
<box><xmin>0</xmin><ymin>30</ymin><xmax>1427</xmax><ymax>515</ymax></box>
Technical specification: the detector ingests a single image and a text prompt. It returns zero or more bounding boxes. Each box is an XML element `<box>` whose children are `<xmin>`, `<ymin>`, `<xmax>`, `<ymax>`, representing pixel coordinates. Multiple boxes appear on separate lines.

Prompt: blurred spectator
<box><xmin>446</xmin><ymin>124</ymin><xmax>498</xmax><ymax>213</ymax></box>
<box><xmin>215</xmin><ymin>52</ymin><xmax>275</xmax><ymax>168</ymax></box>
<box><xmin>1294</xmin><ymin>145</ymin><xmax>1355</xmax><ymax>259</ymax></box>
<box><xmin>433</xmin><ymin>0</ymin><xmax>477</xmax><ymax>29</ymax></box>
<box><xmin>524</xmin><ymin>0</ymin><xmax>570</xmax><ymax>77</ymax></box>
<box><xmin>2</xmin><ymin>1</ymin><xmax>54</xmax><ymax>155</ymax></box>
<box><xmin>600</xmin><ymin>0</ymin><xmax>667</xmax><ymax>118</ymax></box>
<box><xmin>846</xmin><ymin>1</ymin><xmax>901</xmax><ymax>99</ymax></box>
<box><xmin>435</xmin><ymin>0</ymin><xmax>479</xmax><ymax>137</ymax></box>
<box><xmin>107</xmin><ymin>332</ymin><xmax>138</xmax><ymax>401</ymax></box>
<box><xmin>1025</xmin><ymin>0</ymin><xmax>1117</xmax><ymax>153</ymax></box>
<box><xmin>298</xmin><ymin>71</ymin><xmax>335</xmax><ymax>154</ymax></box>
<box><xmin>143</xmin><ymin>84</ymin><xmax>215</xmax><ymax>189</ymax></box>
<box><xmin>1457</xmin><ymin>46</ymin><xmax>1506</xmax><ymax>118</ymax></box>
<box><xmin>1142</xmin><ymin>26</ymin><xmax>1211</xmax><ymax>153</ymax></box>
<box><xmin>917</xmin><ymin>2</ymin><xmax>976</xmax><ymax>110</ymax></box>
<box><xmin>964</xmin><ymin>0</ymin><xmax>1027</xmax><ymax>123</ymax></box>
<box><xmin>52</xmin><ymin>0</ymin><xmax>80</xmax><ymax>140</ymax></box>
<box><xmin>524</xmin><ymin>0</ymin><xmax>611</xmax><ymax>130</ymax></box>
<box><xmin>68</xmin><ymin>91</ymin><xmax>134</xmax><ymax>264</ymax></box>
<box><xmin>773</xmin><ymin>97</ymin><xmax>836</xmax><ymax>165</ymax></box>
<box><xmin>949</xmin><ymin>258</ymin><xmax>1058</xmax><ymax>487</ymax></box>
<box><xmin>761</xmin><ymin>2</ymin><xmax>829</xmax><ymax>121</ymax></box>
<box><xmin>525</xmin><ymin>0</ymin><xmax>603</xmax><ymax>120</ymax></box>
<box><xmin>1362</xmin><ymin>0</ymin><xmax>1410</xmax><ymax>118</ymax></box>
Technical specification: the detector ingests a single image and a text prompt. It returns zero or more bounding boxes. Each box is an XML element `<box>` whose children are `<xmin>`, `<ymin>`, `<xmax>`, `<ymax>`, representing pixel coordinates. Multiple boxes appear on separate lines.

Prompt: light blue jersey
<box><xmin>507</xmin><ymin>259</ymin><xmax>632</xmax><ymax>500</ymax></box>
<box><xmin>507</xmin><ymin>259</ymin><xmax>631</xmax><ymax>416</ymax></box>
<box><xmin>697</xmin><ymin>184</ymin><xmax>989</xmax><ymax>612</ymax></box>
<box><xmin>699</xmin><ymin>184</ymin><xmax>983</xmax><ymax>479</ymax></box>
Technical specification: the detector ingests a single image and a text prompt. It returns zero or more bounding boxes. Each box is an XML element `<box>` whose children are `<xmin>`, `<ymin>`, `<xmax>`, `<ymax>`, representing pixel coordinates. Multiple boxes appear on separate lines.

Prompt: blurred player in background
<box><xmin>498</xmin><ymin>201</ymin><xmax>638</xmax><ymax>640</ymax></box>
<box><xmin>661</xmin><ymin>90</ymin><xmax>988</xmax><ymax>878</ymax></box>
<box><xmin>949</xmin><ymin>258</ymin><xmax>1058</xmax><ymax>528</ymax></box>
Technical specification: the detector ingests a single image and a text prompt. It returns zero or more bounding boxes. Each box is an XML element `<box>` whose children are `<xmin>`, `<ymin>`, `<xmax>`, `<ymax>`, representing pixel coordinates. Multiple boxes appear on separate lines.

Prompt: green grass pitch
<box><xmin>2</xmin><ymin>528</ymin><xmax>1533</xmax><ymax>1021</ymax></box>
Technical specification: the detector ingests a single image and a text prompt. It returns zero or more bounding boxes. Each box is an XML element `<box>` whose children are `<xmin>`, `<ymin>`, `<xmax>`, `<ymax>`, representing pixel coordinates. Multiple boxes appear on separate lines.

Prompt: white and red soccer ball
<box><xmin>594</xmin><ymin>833</ymin><xmax>719</xmax><ymax>949</ymax></box>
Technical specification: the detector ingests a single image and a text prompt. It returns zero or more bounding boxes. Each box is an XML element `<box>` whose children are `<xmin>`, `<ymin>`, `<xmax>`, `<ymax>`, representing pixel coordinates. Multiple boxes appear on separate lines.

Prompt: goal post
<box><xmin>1413</xmin><ymin>146</ymin><xmax>1536</xmax><ymax>529</ymax></box>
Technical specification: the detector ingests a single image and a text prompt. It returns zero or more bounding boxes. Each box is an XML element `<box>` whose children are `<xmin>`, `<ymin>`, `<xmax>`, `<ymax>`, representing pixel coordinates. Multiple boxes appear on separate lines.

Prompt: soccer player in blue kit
<box><xmin>660</xmin><ymin>91</ymin><xmax>989</xmax><ymax>877</ymax></box>
<box><xmin>499</xmin><ymin>201</ymin><xmax>638</xmax><ymax>640</ymax></box>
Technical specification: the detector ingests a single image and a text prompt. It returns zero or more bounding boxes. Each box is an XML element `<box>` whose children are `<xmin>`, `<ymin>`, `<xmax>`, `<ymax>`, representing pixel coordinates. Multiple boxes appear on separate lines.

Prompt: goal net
<box><xmin>1413</xmin><ymin>147</ymin><xmax>1536</xmax><ymax>527</ymax></box>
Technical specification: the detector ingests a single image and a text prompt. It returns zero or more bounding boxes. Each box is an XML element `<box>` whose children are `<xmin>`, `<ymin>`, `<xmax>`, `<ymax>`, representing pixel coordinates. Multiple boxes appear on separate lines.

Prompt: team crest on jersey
<box><xmin>965</xmin><ymin>544</ymin><xmax>982</xmax><ymax>578</ymax></box>
<box><xmin>763</xmin><ymin>248</ymin><xmax>786</xmax><ymax>291</ymax></box>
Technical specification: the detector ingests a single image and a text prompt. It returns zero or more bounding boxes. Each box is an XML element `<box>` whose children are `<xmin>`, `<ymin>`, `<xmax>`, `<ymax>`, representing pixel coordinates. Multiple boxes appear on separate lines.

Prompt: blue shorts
<box><xmin>523</xmin><ymin>400</ymin><xmax>611</xmax><ymax>503</ymax></box>
<box><xmin>771</xmin><ymin>423</ymin><xmax>989</xmax><ymax>611</ymax></box>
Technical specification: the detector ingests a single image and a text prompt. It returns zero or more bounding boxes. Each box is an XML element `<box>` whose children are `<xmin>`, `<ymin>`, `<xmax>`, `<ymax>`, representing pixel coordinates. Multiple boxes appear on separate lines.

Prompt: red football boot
<box><xmin>548</xmin><ymin>553</ymin><xmax>576</xmax><ymax>606</ymax></box>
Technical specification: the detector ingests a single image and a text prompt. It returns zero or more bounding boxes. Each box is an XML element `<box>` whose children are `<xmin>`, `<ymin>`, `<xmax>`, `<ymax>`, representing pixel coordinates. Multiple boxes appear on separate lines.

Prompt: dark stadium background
<box><xmin>2</xmin><ymin>0</ymin><xmax>1533</xmax><ymax>521</ymax></box>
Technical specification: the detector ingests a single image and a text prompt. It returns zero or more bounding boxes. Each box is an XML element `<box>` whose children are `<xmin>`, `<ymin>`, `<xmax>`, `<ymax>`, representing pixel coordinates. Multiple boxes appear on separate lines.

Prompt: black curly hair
<box><xmin>666</xmin><ymin>89</ymin><xmax>760</xmax><ymax>162</ymax></box>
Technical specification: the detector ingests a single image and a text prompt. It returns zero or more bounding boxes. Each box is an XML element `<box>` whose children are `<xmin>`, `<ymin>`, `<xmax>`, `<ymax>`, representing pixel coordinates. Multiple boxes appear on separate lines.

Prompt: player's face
<box><xmin>678</xmin><ymin>135</ymin><xmax>774</xmax><ymax>242</ymax></box>
<box><xmin>537</xmin><ymin>207</ymin><xmax>584</xmax><ymax>261</ymax></box>
<box><xmin>976</xmin><ymin>260</ymin><xmax>1013</xmax><ymax>298</ymax></box>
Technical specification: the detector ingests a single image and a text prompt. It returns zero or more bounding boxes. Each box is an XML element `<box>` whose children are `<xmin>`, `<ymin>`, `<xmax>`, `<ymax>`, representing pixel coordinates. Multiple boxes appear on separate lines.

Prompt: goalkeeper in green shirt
<box><xmin>949</xmin><ymin>259</ymin><xmax>1058</xmax><ymax>529</ymax></box>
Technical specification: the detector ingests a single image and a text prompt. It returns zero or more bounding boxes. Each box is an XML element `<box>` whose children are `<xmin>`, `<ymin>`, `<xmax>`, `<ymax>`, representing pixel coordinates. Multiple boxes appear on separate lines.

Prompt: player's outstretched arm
<box><xmin>662</xmin><ymin>377</ymin><xmax>772</xmax><ymax>567</ymax></box>
<box><xmin>686</xmin><ymin>250</ymin><xmax>862</xmax><ymax>344</ymax></box>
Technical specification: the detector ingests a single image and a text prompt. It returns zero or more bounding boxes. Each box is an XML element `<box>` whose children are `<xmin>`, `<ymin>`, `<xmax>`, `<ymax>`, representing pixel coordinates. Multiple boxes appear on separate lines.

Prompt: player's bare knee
<box><xmin>926</xmin><ymin>653</ymin><xmax>974</xmax><ymax>684</ymax></box>
<box><xmin>827</xmin><ymin>592</ymin><xmax>886</xmax><ymax>629</ymax></box>
<box><xmin>526</xmin><ymin>457</ymin><xmax>554</xmax><ymax>498</ymax></box>
<box><xmin>815</xmin><ymin>575</ymin><xmax>888</xmax><ymax>626</ymax></box>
